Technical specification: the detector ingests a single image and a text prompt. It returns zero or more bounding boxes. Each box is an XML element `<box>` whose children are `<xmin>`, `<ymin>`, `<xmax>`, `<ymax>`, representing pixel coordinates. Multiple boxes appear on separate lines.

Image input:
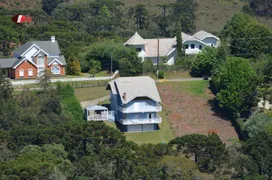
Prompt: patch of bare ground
<box><xmin>158</xmin><ymin>83</ymin><xmax>238</xmax><ymax>145</ymax></box>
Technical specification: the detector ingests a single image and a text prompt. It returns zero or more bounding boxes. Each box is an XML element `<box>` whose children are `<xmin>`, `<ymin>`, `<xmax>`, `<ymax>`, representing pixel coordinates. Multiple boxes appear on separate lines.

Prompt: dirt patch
<box><xmin>158</xmin><ymin>83</ymin><xmax>238</xmax><ymax>145</ymax></box>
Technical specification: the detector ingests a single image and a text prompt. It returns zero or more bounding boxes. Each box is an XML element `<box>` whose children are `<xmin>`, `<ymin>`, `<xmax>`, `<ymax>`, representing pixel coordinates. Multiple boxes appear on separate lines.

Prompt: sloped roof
<box><xmin>144</xmin><ymin>38</ymin><xmax>176</xmax><ymax>57</ymax></box>
<box><xmin>48</xmin><ymin>55</ymin><xmax>67</xmax><ymax>65</ymax></box>
<box><xmin>13</xmin><ymin>41</ymin><xmax>61</xmax><ymax>57</ymax></box>
<box><xmin>193</xmin><ymin>30</ymin><xmax>219</xmax><ymax>40</ymax></box>
<box><xmin>181</xmin><ymin>32</ymin><xmax>200</xmax><ymax>42</ymax></box>
<box><xmin>124</xmin><ymin>32</ymin><xmax>146</xmax><ymax>45</ymax></box>
<box><xmin>85</xmin><ymin>105</ymin><xmax>108</xmax><ymax>111</ymax></box>
<box><xmin>0</xmin><ymin>58</ymin><xmax>18</xmax><ymax>68</ymax></box>
<box><xmin>33</xmin><ymin>41</ymin><xmax>61</xmax><ymax>55</ymax></box>
<box><xmin>107</xmin><ymin>76</ymin><xmax>161</xmax><ymax>104</ymax></box>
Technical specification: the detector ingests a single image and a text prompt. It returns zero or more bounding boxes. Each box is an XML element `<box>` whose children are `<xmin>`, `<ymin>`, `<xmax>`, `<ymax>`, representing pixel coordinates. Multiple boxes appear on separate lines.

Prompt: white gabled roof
<box><xmin>193</xmin><ymin>30</ymin><xmax>219</xmax><ymax>40</ymax></box>
<box><xmin>124</xmin><ymin>32</ymin><xmax>146</xmax><ymax>45</ymax></box>
<box><xmin>107</xmin><ymin>76</ymin><xmax>161</xmax><ymax>104</ymax></box>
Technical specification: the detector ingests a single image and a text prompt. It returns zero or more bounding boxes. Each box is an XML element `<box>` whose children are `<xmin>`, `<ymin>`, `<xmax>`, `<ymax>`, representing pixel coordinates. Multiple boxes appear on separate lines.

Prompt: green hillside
<box><xmin>1</xmin><ymin>0</ymin><xmax>271</xmax><ymax>32</ymax></box>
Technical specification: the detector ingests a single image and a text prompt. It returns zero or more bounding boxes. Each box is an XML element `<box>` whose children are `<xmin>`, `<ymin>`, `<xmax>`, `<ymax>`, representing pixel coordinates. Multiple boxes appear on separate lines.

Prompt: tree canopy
<box><xmin>210</xmin><ymin>57</ymin><xmax>258</xmax><ymax>118</ymax></box>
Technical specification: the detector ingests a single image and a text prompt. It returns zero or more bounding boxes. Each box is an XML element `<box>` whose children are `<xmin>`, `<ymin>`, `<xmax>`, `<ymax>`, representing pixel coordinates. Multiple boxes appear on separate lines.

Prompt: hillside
<box><xmin>0</xmin><ymin>0</ymin><xmax>41</xmax><ymax>9</ymax></box>
<box><xmin>1</xmin><ymin>0</ymin><xmax>271</xmax><ymax>33</ymax></box>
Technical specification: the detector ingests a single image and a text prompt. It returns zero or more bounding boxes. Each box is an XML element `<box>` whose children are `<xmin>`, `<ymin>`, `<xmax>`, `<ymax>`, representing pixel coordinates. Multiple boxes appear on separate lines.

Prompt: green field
<box><xmin>74</xmin><ymin>86</ymin><xmax>108</xmax><ymax>102</ymax></box>
<box><xmin>172</xmin><ymin>80</ymin><xmax>209</xmax><ymax>98</ymax></box>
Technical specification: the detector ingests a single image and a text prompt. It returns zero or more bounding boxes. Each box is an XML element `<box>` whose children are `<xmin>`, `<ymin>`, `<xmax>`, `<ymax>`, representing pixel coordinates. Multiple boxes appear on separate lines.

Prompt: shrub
<box><xmin>158</xmin><ymin>71</ymin><xmax>164</xmax><ymax>79</ymax></box>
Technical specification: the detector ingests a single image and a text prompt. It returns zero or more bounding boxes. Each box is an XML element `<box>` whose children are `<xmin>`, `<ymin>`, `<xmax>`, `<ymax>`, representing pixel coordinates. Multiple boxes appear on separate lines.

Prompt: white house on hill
<box><xmin>124</xmin><ymin>31</ymin><xmax>220</xmax><ymax>65</ymax></box>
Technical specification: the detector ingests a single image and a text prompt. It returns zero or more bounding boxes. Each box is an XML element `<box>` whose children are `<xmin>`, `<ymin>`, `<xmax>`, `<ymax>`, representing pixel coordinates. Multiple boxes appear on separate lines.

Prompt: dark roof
<box><xmin>13</xmin><ymin>41</ymin><xmax>61</xmax><ymax>56</ymax></box>
<box><xmin>12</xmin><ymin>42</ymin><xmax>33</xmax><ymax>56</ymax></box>
<box><xmin>33</xmin><ymin>41</ymin><xmax>61</xmax><ymax>55</ymax></box>
<box><xmin>0</xmin><ymin>58</ymin><xmax>18</xmax><ymax>68</ymax></box>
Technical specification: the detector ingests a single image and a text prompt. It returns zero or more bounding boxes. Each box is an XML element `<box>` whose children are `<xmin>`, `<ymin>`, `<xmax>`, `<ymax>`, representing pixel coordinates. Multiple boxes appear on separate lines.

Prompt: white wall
<box><xmin>183</xmin><ymin>40</ymin><xmax>206</xmax><ymax>55</ymax></box>
<box><xmin>166</xmin><ymin>50</ymin><xmax>177</xmax><ymax>65</ymax></box>
<box><xmin>129</xmin><ymin>45</ymin><xmax>146</xmax><ymax>61</ymax></box>
<box><xmin>201</xmin><ymin>37</ymin><xmax>219</xmax><ymax>47</ymax></box>
<box><xmin>25</xmin><ymin>47</ymin><xmax>38</xmax><ymax>58</ymax></box>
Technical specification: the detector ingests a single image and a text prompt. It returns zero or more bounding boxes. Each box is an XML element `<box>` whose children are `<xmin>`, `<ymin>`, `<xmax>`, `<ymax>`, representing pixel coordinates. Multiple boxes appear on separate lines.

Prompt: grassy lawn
<box><xmin>164</xmin><ymin>71</ymin><xmax>191</xmax><ymax>79</ymax></box>
<box><xmin>74</xmin><ymin>86</ymin><xmax>108</xmax><ymax>102</ymax></box>
<box><xmin>95</xmin><ymin>70</ymin><xmax>110</xmax><ymax>77</ymax></box>
<box><xmin>173</xmin><ymin>81</ymin><xmax>209</xmax><ymax>98</ymax></box>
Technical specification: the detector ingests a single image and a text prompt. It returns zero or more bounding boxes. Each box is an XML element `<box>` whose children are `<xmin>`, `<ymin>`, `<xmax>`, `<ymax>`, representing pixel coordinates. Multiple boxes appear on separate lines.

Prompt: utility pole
<box><xmin>157</xmin><ymin>39</ymin><xmax>160</xmax><ymax>76</ymax></box>
<box><xmin>110</xmin><ymin>56</ymin><xmax>113</xmax><ymax>76</ymax></box>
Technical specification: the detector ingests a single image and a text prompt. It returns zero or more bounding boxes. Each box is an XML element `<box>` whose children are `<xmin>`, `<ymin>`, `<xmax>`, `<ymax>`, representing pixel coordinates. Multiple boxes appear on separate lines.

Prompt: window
<box><xmin>19</xmin><ymin>69</ymin><xmax>24</xmax><ymax>77</ymax></box>
<box><xmin>37</xmin><ymin>56</ymin><xmax>44</xmax><ymax>65</ymax></box>
<box><xmin>51</xmin><ymin>65</ymin><xmax>60</xmax><ymax>75</ymax></box>
<box><xmin>28</xmin><ymin>69</ymin><xmax>33</xmax><ymax>76</ymax></box>
<box><xmin>184</xmin><ymin>44</ymin><xmax>189</xmax><ymax>49</ymax></box>
<box><xmin>199</xmin><ymin>45</ymin><xmax>202</xmax><ymax>50</ymax></box>
<box><xmin>136</xmin><ymin>48</ymin><xmax>141</xmax><ymax>52</ymax></box>
<box><xmin>191</xmin><ymin>44</ymin><xmax>195</xmax><ymax>49</ymax></box>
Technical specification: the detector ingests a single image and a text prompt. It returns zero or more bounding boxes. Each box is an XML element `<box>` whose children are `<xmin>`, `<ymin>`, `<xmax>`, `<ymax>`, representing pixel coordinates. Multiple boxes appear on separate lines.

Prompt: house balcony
<box><xmin>86</xmin><ymin>114</ymin><xmax>108</xmax><ymax>121</ymax></box>
<box><xmin>117</xmin><ymin>115</ymin><xmax>162</xmax><ymax>125</ymax></box>
<box><xmin>117</xmin><ymin>104</ymin><xmax>162</xmax><ymax>113</ymax></box>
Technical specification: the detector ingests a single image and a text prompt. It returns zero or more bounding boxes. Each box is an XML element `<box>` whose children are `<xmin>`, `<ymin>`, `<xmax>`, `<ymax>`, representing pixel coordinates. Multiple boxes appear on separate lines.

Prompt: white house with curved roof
<box><xmin>124</xmin><ymin>31</ymin><xmax>220</xmax><ymax>65</ymax></box>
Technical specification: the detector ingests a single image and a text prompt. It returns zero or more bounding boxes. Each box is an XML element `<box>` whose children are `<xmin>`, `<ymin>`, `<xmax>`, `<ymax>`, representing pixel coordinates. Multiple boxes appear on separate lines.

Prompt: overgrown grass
<box><xmin>164</xmin><ymin>71</ymin><xmax>191</xmax><ymax>79</ymax></box>
<box><xmin>104</xmin><ymin>109</ymin><xmax>175</xmax><ymax>144</ymax></box>
<box><xmin>159</xmin><ymin>80</ymin><xmax>210</xmax><ymax>99</ymax></box>
<box><xmin>74</xmin><ymin>86</ymin><xmax>108</xmax><ymax>102</ymax></box>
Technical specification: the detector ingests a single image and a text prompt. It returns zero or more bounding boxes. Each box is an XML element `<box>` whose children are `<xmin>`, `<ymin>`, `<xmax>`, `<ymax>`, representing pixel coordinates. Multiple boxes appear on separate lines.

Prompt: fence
<box><xmin>11</xmin><ymin>70</ymin><xmax>119</xmax><ymax>86</ymax></box>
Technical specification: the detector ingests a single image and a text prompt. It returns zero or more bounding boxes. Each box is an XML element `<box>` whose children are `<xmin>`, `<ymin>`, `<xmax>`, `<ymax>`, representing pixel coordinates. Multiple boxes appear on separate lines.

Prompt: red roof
<box><xmin>12</xmin><ymin>14</ymin><xmax>32</xmax><ymax>24</ymax></box>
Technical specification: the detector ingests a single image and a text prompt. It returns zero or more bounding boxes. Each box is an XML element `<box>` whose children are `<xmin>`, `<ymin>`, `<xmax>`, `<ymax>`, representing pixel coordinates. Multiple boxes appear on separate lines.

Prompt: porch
<box><xmin>117</xmin><ymin>115</ymin><xmax>162</xmax><ymax>125</ymax></box>
<box><xmin>85</xmin><ymin>105</ymin><xmax>115</xmax><ymax>122</ymax></box>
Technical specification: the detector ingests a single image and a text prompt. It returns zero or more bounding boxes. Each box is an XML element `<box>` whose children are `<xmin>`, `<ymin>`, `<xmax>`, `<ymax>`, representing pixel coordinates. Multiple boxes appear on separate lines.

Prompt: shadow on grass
<box><xmin>207</xmin><ymin>98</ymin><xmax>229</xmax><ymax>121</ymax></box>
<box><xmin>207</xmin><ymin>98</ymin><xmax>246</xmax><ymax>140</ymax></box>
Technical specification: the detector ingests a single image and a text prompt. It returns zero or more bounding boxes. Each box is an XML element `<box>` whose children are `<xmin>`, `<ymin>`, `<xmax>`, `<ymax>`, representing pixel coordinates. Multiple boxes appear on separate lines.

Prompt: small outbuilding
<box><xmin>84</xmin><ymin>105</ymin><xmax>115</xmax><ymax>122</ymax></box>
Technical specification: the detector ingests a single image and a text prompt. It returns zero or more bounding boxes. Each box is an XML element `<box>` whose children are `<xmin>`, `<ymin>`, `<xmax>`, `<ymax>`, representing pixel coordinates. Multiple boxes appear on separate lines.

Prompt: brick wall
<box><xmin>14</xmin><ymin>60</ymin><xmax>37</xmax><ymax>79</ymax></box>
<box><xmin>48</xmin><ymin>64</ymin><xmax>65</xmax><ymax>76</ymax></box>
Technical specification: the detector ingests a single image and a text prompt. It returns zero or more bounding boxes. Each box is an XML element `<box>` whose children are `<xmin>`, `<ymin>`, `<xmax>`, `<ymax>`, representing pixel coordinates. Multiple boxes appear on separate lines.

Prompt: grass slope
<box><xmin>74</xmin><ymin>86</ymin><xmax>108</xmax><ymax>102</ymax></box>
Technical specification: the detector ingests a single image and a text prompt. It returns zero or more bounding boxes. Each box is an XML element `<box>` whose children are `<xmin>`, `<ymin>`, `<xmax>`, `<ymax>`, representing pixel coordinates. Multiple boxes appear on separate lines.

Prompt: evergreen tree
<box><xmin>67</xmin><ymin>57</ymin><xmax>81</xmax><ymax>76</ymax></box>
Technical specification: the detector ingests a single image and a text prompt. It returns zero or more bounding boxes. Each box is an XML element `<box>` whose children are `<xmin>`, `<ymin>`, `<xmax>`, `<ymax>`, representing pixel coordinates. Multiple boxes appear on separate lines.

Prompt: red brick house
<box><xmin>0</xmin><ymin>36</ymin><xmax>66</xmax><ymax>79</ymax></box>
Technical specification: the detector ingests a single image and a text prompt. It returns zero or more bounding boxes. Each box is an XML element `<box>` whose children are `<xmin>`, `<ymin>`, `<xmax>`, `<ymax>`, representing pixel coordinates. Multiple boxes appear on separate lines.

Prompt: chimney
<box><xmin>51</xmin><ymin>36</ymin><xmax>56</xmax><ymax>43</ymax></box>
<box><xmin>44</xmin><ymin>55</ymin><xmax>48</xmax><ymax>68</ymax></box>
<box><xmin>123</xmin><ymin>93</ymin><xmax>127</xmax><ymax>100</ymax></box>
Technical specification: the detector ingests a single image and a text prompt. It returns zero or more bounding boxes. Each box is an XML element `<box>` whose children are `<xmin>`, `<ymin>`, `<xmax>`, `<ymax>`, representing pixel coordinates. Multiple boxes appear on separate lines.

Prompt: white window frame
<box><xmin>51</xmin><ymin>65</ymin><xmax>60</xmax><ymax>75</ymax></box>
<box><xmin>19</xmin><ymin>69</ymin><xmax>24</xmax><ymax>77</ymax></box>
<box><xmin>28</xmin><ymin>69</ymin><xmax>33</xmax><ymax>77</ymax></box>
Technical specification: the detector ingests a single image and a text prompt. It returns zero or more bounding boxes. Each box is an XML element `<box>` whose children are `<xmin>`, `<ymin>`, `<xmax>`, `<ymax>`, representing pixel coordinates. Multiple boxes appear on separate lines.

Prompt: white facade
<box><xmin>125</xmin><ymin>31</ymin><xmax>220</xmax><ymax>65</ymax></box>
